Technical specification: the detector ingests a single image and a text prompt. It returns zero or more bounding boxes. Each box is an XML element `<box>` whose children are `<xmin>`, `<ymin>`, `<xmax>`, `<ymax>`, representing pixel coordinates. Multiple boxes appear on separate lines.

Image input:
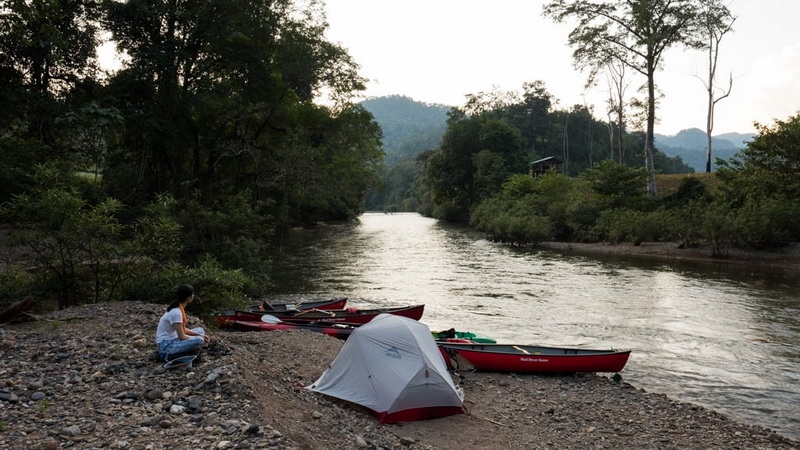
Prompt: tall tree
<box><xmin>698</xmin><ymin>0</ymin><xmax>735</xmax><ymax>173</ymax></box>
<box><xmin>100</xmin><ymin>0</ymin><xmax>374</xmax><ymax>224</ymax></box>
<box><xmin>0</xmin><ymin>0</ymin><xmax>100</xmax><ymax>96</ymax></box>
<box><xmin>0</xmin><ymin>0</ymin><xmax>101</xmax><ymax>188</ymax></box>
<box><xmin>604</xmin><ymin>59</ymin><xmax>631</xmax><ymax>163</ymax></box>
<box><xmin>543</xmin><ymin>0</ymin><xmax>705</xmax><ymax>197</ymax></box>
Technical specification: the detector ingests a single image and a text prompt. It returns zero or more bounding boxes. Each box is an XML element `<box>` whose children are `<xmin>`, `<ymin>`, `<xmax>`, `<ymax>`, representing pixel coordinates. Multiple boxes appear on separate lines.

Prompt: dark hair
<box><xmin>167</xmin><ymin>284</ymin><xmax>194</xmax><ymax>312</ymax></box>
<box><xmin>177</xmin><ymin>284</ymin><xmax>194</xmax><ymax>300</ymax></box>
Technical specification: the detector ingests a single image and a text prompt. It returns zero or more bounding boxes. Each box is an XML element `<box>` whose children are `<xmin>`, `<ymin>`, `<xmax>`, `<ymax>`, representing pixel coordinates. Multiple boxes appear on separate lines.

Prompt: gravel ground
<box><xmin>1</xmin><ymin>301</ymin><xmax>798</xmax><ymax>450</ymax></box>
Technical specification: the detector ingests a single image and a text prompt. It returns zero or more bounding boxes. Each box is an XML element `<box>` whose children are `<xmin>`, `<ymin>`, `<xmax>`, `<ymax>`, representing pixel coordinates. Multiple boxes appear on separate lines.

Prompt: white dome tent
<box><xmin>306</xmin><ymin>313</ymin><xmax>465</xmax><ymax>423</ymax></box>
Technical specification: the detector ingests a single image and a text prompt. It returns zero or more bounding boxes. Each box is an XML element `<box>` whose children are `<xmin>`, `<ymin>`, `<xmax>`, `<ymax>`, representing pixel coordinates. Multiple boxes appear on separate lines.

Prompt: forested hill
<box><xmin>360</xmin><ymin>96</ymin><xmax>450</xmax><ymax>164</ymax></box>
<box><xmin>654</xmin><ymin>128</ymin><xmax>755</xmax><ymax>171</ymax></box>
<box><xmin>363</xmin><ymin>96</ymin><xmax>755</xmax><ymax>173</ymax></box>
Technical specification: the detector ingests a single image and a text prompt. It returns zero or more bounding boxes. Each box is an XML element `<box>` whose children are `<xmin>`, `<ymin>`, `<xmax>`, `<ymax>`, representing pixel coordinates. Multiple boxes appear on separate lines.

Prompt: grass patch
<box><xmin>656</xmin><ymin>172</ymin><xmax>720</xmax><ymax>196</ymax></box>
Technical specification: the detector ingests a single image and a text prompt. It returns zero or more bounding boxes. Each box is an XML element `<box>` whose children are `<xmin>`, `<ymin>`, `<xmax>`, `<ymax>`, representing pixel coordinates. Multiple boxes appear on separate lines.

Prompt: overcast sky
<box><xmin>323</xmin><ymin>0</ymin><xmax>800</xmax><ymax>136</ymax></box>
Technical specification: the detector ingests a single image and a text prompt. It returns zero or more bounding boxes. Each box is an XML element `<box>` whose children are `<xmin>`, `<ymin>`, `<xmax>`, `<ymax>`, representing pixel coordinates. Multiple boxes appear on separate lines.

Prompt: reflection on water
<box><xmin>266</xmin><ymin>212</ymin><xmax>800</xmax><ymax>441</ymax></box>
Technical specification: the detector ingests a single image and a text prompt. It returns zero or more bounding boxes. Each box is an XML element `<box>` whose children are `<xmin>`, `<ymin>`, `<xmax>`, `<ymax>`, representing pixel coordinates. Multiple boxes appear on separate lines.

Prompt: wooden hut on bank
<box><xmin>529</xmin><ymin>156</ymin><xmax>564</xmax><ymax>176</ymax></box>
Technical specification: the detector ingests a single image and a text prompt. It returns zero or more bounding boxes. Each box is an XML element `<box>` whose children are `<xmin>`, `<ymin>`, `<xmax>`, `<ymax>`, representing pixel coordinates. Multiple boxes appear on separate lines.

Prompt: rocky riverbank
<box><xmin>535</xmin><ymin>241</ymin><xmax>800</xmax><ymax>270</ymax></box>
<box><xmin>1</xmin><ymin>301</ymin><xmax>798</xmax><ymax>449</ymax></box>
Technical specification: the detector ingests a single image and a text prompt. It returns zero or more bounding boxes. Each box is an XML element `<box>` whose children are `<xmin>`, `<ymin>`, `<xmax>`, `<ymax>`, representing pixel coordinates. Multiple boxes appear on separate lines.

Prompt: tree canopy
<box><xmin>0</xmin><ymin>0</ymin><xmax>385</xmax><ymax>308</ymax></box>
<box><xmin>542</xmin><ymin>0</ymin><xmax>718</xmax><ymax>197</ymax></box>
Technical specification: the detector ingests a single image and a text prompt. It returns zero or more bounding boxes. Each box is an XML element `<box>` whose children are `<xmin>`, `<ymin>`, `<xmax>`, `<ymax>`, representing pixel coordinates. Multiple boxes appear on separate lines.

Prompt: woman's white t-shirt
<box><xmin>155</xmin><ymin>308</ymin><xmax>183</xmax><ymax>344</ymax></box>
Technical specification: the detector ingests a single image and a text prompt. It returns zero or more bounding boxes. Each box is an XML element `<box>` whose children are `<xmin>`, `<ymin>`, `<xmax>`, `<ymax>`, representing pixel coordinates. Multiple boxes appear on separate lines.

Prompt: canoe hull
<box><xmin>438</xmin><ymin>343</ymin><xmax>630</xmax><ymax>373</ymax></box>
<box><xmin>225</xmin><ymin>320</ymin><xmax>355</xmax><ymax>340</ymax></box>
<box><xmin>216</xmin><ymin>304</ymin><xmax>425</xmax><ymax>327</ymax></box>
<box><xmin>251</xmin><ymin>297</ymin><xmax>347</xmax><ymax>312</ymax></box>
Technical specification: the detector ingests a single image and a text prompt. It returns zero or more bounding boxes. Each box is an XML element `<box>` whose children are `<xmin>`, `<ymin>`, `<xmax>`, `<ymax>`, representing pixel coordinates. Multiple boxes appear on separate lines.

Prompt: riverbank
<box><xmin>536</xmin><ymin>241</ymin><xmax>800</xmax><ymax>271</ymax></box>
<box><xmin>1</xmin><ymin>301</ymin><xmax>798</xmax><ymax>449</ymax></box>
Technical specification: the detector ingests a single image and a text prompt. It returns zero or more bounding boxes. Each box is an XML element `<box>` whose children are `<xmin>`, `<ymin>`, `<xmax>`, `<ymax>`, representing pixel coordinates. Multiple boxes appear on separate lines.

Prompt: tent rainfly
<box><xmin>306</xmin><ymin>313</ymin><xmax>465</xmax><ymax>423</ymax></box>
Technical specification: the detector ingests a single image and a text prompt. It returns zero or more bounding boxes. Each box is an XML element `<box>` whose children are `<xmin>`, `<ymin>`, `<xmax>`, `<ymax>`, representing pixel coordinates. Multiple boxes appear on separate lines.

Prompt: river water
<box><xmin>265</xmin><ymin>212</ymin><xmax>800</xmax><ymax>441</ymax></box>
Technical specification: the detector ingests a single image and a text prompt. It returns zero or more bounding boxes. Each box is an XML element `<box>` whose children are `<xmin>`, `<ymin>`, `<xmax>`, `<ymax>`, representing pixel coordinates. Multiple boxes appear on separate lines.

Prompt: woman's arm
<box><xmin>172</xmin><ymin>322</ymin><xmax>191</xmax><ymax>340</ymax></box>
<box><xmin>175</xmin><ymin>323</ymin><xmax>210</xmax><ymax>343</ymax></box>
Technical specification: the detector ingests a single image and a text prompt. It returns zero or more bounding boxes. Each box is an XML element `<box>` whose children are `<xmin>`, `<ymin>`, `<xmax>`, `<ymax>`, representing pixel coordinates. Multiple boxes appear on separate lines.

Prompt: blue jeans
<box><xmin>157</xmin><ymin>327</ymin><xmax>205</xmax><ymax>360</ymax></box>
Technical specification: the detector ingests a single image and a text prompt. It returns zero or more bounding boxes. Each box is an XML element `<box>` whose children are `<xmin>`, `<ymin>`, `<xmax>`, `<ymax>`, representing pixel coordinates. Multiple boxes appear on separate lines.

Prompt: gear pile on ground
<box><xmin>0</xmin><ymin>301</ymin><xmax>797</xmax><ymax>449</ymax></box>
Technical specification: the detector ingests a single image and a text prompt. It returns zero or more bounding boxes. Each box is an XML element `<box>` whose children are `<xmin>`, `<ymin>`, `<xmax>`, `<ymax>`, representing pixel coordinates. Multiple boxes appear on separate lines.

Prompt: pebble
<box><xmin>61</xmin><ymin>425</ymin><xmax>81</xmax><ymax>436</ymax></box>
<box><xmin>145</xmin><ymin>389</ymin><xmax>162</xmax><ymax>401</ymax></box>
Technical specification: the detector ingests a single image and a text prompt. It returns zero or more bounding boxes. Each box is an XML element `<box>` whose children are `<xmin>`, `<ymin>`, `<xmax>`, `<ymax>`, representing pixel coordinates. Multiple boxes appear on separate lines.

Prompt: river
<box><xmin>265</xmin><ymin>212</ymin><xmax>800</xmax><ymax>441</ymax></box>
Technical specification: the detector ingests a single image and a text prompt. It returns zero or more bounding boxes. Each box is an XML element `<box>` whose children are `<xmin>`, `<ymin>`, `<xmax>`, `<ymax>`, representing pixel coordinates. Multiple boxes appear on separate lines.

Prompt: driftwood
<box><xmin>0</xmin><ymin>297</ymin><xmax>36</xmax><ymax>324</ymax></box>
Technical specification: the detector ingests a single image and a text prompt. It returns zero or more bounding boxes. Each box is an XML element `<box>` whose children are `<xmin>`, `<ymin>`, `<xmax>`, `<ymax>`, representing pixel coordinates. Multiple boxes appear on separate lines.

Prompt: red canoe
<box><xmin>250</xmin><ymin>297</ymin><xmax>347</xmax><ymax>312</ymax></box>
<box><xmin>223</xmin><ymin>320</ymin><xmax>356</xmax><ymax>340</ymax></box>
<box><xmin>437</xmin><ymin>343</ymin><xmax>631</xmax><ymax>374</ymax></box>
<box><xmin>216</xmin><ymin>304</ymin><xmax>425</xmax><ymax>326</ymax></box>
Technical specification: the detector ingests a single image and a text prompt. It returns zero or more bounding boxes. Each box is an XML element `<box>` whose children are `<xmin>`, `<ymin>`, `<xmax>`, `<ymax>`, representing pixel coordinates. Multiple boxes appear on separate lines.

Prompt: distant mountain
<box><xmin>654</xmin><ymin>128</ymin><xmax>755</xmax><ymax>172</ymax></box>
<box><xmin>714</xmin><ymin>132</ymin><xmax>756</xmax><ymax>148</ymax></box>
<box><xmin>360</xmin><ymin>95</ymin><xmax>451</xmax><ymax>164</ymax></box>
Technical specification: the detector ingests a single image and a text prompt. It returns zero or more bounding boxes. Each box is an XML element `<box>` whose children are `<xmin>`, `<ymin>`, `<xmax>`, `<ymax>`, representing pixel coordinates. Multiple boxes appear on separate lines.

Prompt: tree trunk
<box><xmin>645</xmin><ymin>69</ymin><xmax>657</xmax><ymax>198</ymax></box>
<box><xmin>705</xmin><ymin>32</ymin><xmax>714</xmax><ymax>173</ymax></box>
<box><xmin>705</xmin><ymin>113</ymin><xmax>713</xmax><ymax>173</ymax></box>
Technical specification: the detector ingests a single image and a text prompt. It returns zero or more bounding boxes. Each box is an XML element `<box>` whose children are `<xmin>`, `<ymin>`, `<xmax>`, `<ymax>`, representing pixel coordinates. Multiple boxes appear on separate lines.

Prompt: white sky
<box><xmin>323</xmin><ymin>0</ymin><xmax>800</xmax><ymax>136</ymax></box>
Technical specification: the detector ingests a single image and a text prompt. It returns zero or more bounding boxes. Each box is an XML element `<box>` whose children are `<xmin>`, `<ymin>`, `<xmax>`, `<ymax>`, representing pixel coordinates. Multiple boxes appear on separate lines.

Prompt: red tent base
<box><xmin>376</xmin><ymin>406</ymin><xmax>466</xmax><ymax>424</ymax></box>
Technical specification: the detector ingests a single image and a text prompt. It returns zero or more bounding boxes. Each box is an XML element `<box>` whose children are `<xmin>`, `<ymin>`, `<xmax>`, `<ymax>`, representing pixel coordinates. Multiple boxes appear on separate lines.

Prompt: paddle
<box><xmin>261</xmin><ymin>314</ymin><xmax>282</xmax><ymax>324</ymax></box>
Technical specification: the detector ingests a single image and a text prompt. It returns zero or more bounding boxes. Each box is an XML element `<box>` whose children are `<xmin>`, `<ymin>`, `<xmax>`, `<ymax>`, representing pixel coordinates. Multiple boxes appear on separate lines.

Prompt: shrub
<box><xmin>734</xmin><ymin>196</ymin><xmax>800</xmax><ymax>248</ymax></box>
<box><xmin>472</xmin><ymin>196</ymin><xmax>553</xmax><ymax>245</ymax></box>
<box><xmin>701</xmin><ymin>203</ymin><xmax>738</xmax><ymax>257</ymax></box>
<box><xmin>176</xmin><ymin>191</ymin><xmax>276</xmax><ymax>283</ymax></box>
<box><xmin>593</xmin><ymin>208</ymin><xmax>667</xmax><ymax>245</ymax></box>
<box><xmin>0</xmin><ymin>265</ymin><xmax>41</xmax><ymax>312</ymax></box>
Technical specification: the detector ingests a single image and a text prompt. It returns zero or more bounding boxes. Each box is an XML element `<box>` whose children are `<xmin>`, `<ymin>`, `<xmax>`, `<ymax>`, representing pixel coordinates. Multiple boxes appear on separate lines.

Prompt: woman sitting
<box><xmin>155</xmin><ymin>284</ymin><xmax>210</xmax><ymax>361</ymax></box>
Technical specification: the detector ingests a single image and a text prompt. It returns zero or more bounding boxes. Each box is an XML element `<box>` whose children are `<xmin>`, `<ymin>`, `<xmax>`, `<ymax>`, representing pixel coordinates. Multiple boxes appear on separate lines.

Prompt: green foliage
<box><xmin>54</xmin><ymin>103</ymin><xmax>123</xmax><ymax>184</ymax></box>
<box><xmin>133</xmin><ymin>256</ymin><xmax>253</xmax><ymax>324</ymax></box>
<box><xmin>593</xmin><ymin>208</ymin><xmax>667</xmax><ymax>245</ymax></box>
<box><xmin>95</xmin><ymin>0</ymin><xmax>377</xmax><ymax>228</ymax></box>
<box><xmin>716</xmin><ymin>114</ymin><xmax>800</xmax><ymax>206</ymax></box>
<box><xmin>1</xmin><ymin>165</ymin><xmax>197</xmax><ymax>309</ymax></box>
<box><xmin>734</xmin><ymin>196</ymin><xmax>800</xmax><ymax>249</ymax></box>
<box><xmin>0</xmin><ymin>265</ymin><xmax>40</xmax><ymax>311</ymax></box>
<box><xmin>661</xmin><ymin>176</ymin><xmax>711</xmax><ymax>208</ymax></box>
<box><xmin>500</xmin><ymin>174</ymin><xmax>539</xmax><ymax>198</ymax></box>
<box><xmin>182</xmin><ymin>255</ymin><xmax>253</xmax><ymax>320</ymax></box>
<box><xmin>3</xmin><ymin>165</ymin><xmax>122</xmax><ymax>307</ymax></box>
<box><xmin>653</xmin><ymin>148</ymin><xmax>696</xmax><ymax>174</ymax></box>
<box><xmin>175</xmin><ymin>191</ymin><xmax>274</xmax><ymax>282</ymax></box>
<box><xmin>582</xmin><ymin>160</ymin><xmax>647</xmax><ymax>208</ymax></box>
<box><xmin>360</xmin><ymin>95</ymin><xmax>449</xmax><ymax>163</ymax></box>
<box><xmin>659</xmin><ymin>201</ymin><xmax>707</xmax><ymax>248</ymax></box>
<box><xmin>701</xmin><ymin>202</ymin><xmax>738</xmax><ymax>257</ymax></box>
<box><xmin>562</xmin><ymin>193</ymin><xmax>603</xmax><ymax>242</ymax></box>
<box><xmin>471</xmin><ymin>172</ymin><xmax>584</xmax><ymax>244</ymax></box>
<box><xmin>37</xmin><ymin>399</ymin><xmax>50</xmax><ymax>415</ymax></box>
<box><xmin>471</xmin><ymin>197</ymin><xmax>553</xmax><ymax>245</ymax></box>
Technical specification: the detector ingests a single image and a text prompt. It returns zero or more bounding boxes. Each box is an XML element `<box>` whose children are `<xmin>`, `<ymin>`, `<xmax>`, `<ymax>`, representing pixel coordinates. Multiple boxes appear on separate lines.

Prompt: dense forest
<box><xmin>362</xmin><ymin>95</ymin><xmax>756</xmax><ymax>214</ymax></box>
<box><xmin>1</xmin><ymin>0</ymin><xmax>798</xmax><ymax>318</ymax></box>
<box><xmin>0</xmin><ymin>0</ymin><xmax>384</xmax><ymax>315</ymax></box>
